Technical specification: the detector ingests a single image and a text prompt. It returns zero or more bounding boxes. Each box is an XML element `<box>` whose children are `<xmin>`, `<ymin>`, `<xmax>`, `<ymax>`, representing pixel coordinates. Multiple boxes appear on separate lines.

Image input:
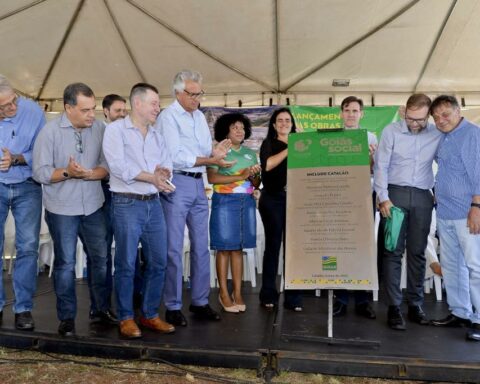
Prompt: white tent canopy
<box><xmin>2</xmin><ymin>0</ymin><xmax>480</xmax><ymax>111</ymax></box>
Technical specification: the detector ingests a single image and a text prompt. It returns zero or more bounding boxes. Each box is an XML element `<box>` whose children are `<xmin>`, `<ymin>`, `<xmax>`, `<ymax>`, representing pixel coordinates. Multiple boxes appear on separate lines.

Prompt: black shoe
<box><xmin>430</xmin><ymin>313</ymin><xmax>471</xmax><ymax>327</ymax></box>
<box><xmin>466</xmin><ymin>323</ymin><xmax>480</xmax><ymax>341</ymax></box>
<box><xmin>355</xmin><ymin>302</ymin><xmax>376</xmax><ymax>319</ymax></box>
<box><xmin>189</xmin><ymin>304</ymin><xmax>221</xmax><ymax>321</ymax></box>
<box><xmin>89</xmin><ymin>309</ymin><xmax>99</xmax><ymax>320</ymax></box>
<box><xmin>165</xmin><ymin>310</ymin><xmax>187</xmax><ymax>327</ymax></box>
<box><xmin>95</xmin><ymin>309</ymin><xmax>118</xmax><ymax>325</ymax></box>
<box><xmin>58</xmin><ymin>319</ymin><xmax>75</xmax><ymax>336</ymax></box>
<box><xmin>284</xmin><ymin>302</ymin><xmax>303</xmax><ymax>312</ymax></box>
<box><xmin>387</xmin><ymin>306</ymin><xmax>406</xmax><ymax>331</ymax></box>
<box><xmin>15</xmin><ymin>311</ymin><xmax>35</xmax><ymax>331</ymax></box>
<box><xmin>408</xmin><ymin>305</ymin><xmax>429</xmax><ymax>325</ymax></box>
<box><xmin>332</xmin><ymin>301</ymin><xmax>347</xmax><ymax>317</ymax></box>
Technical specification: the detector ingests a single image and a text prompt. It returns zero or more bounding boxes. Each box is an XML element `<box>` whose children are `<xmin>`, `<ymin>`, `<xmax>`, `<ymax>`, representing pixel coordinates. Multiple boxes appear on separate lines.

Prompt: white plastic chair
<box><xmin>401</xmin><ymin>210</ymin><xmax>443</xmax><ymax>301</ymax></box>
<box><xmin>242</xmin><ymin>248</ymin><xmax>257</xmax><ymax>287</ymax></box>
<box><xmin>3</xmin><ymin>212</ymin><xmax>15</xmax><ymax>273</ymax></box>
<box><xmin>6</xmin><ymin>210</ymin><xmax>54</xmax><ymax>275</ymax></box>
<box><xmin>255</xmin><ymin>209</ymin><xmax>264</xmax><ymax>274</ymax></box>
<box><xmin>373</xmin><ymin>211</ymin><xmax>381</xmax><ymax>301</ymax></box>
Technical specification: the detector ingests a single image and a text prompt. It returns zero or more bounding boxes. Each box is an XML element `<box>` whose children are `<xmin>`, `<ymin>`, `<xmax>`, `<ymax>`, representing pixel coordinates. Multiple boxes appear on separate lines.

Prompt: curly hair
<box><xmin>213</xmin><ymin>112</ymin><xmax>252</xmax><ymax>142</ymax></box>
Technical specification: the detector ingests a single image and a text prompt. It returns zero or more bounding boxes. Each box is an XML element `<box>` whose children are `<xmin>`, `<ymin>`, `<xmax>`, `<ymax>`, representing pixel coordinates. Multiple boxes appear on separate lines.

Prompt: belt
<box><xmin>173</xmin><ymin>170</ymin><xmax>203</xmax><ymax>179</ymax></box>
<box><xmin>113</xmin><ymin>192</ymin><xmax>159</xmax><ymax>201</ymax></box>
<box><xmin>388</xmin><ymin>184</ymin><xmax>430</xmax><ymax>192</ymax></box>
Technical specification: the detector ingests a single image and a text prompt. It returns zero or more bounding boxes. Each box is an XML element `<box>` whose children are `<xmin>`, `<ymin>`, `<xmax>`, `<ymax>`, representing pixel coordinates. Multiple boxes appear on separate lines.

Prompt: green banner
<box><xmin>288</xmin><ymin>130</ymin><xmax>370</xmax><ymax>169</ymax></box>
<box><xmin>290</xmin><ymin>105</ymin><xmax>400</xmax><ymax>138</ymax></box>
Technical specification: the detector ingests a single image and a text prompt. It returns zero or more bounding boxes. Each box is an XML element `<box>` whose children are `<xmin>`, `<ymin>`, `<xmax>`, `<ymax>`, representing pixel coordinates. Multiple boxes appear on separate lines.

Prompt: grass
<box><xmin>0</xmin><ymin>347</ymin><xmax>458</xmax><ymax>384</ymax></box>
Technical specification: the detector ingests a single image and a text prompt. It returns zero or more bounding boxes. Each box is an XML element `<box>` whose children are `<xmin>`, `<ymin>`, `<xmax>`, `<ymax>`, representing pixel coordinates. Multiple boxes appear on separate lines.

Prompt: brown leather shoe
<box><xmin>119</xmin><ymin>319</ymin><xmax>142</xmax><ymax>339</ymax></box>
<box><xmin>139</xmin><ymin>316</ymin><xmax>175</xmax><ymax>334</ymax></box>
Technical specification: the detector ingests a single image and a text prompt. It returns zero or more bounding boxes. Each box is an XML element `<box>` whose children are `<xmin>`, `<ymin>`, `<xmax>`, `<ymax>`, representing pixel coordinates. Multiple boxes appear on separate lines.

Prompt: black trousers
<box><xmin>335</xmin><ymin>191</ymin><xmax>377</xmax><ymax>306</ymax></box>
<box><xmin>258</xmin><ymin>190</ymin><xmax>302</xmax><ymax>307</ymax></box>
<box><xmin>382</xmin><ymin>185</ymin><xmax>433</xmax><ymax>307</ymax></box>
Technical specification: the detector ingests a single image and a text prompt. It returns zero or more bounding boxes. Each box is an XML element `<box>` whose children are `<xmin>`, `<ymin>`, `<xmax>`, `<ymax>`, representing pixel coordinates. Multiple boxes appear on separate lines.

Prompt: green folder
<box><xmin>384</xmin><ymin>206</ymin><xmax>405</xmax><ymax>252</ymax></box>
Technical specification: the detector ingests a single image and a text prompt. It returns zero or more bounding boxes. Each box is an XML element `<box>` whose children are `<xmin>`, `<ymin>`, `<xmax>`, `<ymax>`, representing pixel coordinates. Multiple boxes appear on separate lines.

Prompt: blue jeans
<box><xmin>85</xmin><ymin>180</ymin><xmax>114</xmax><ymax>312</ymax></box>
<box><xmin>112</xmin><ymin>194</ymin><xmax>168</xmax><ymax>320</ymax></box>
<box><xmin>437</xmin><ymin>218</ymin><xmax>480</xmax><ymax>324</ymax></box>
<box><xmin>0</xmin><ymin>179</ymin><xmax>41</xmax><ymax>313</ymax></box>
<box><xmin>45</xmin><ymin>209</ymin><xmax>108</xmax><ymax>321</ymax></box>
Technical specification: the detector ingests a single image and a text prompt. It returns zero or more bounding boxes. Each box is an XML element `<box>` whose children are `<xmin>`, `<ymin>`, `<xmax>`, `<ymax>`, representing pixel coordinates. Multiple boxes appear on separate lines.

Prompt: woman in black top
<box><xmin>258</xmin><ymin>107</ymin><xmax>303</xmax><ymax>311</ymax></box>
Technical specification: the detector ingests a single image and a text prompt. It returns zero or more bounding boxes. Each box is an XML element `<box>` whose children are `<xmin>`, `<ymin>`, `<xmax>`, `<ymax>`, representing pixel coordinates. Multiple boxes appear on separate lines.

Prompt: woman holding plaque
<box><xmin>208</xmin><ymin>113</ymin><xmax>261</xmax><ymax>313</ymax></box>
<box><xmin>258</xmin><ymin>108</ymin><xmax>303</xmax><ymax>311</ymax></box>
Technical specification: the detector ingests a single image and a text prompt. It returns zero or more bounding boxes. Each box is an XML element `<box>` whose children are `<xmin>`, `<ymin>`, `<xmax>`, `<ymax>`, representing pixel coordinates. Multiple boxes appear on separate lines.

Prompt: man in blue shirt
<box><xmin>374</xmin><ymin>94</ymin><xmax>442</xmax><ymax>331</ymax></box>
<box><xmin>103</xmin><ymin>83</ymin><xmax>175</xmax><ymax>339</ymax></box>
<box><xmin>429</xmin><ymin>95</ymin><xmax>480</xmax><ymax>342</ymax></box>
<box><xmin>0</xmin><ymin>75</ymin><xmax>44</xmax><ymax>331</ymax></box>
<box><xmin>157</xmin><ymin>70</ymin><xmax>231</xmax><ymax>327</ymax></box>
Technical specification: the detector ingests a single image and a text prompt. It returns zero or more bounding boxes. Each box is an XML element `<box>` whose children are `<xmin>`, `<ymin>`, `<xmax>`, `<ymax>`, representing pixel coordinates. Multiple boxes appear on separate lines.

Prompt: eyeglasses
<box><xmin>0</xmin><ymin>94</ymin><xmax>18</xmax><ymax>111</ymax></box>
<box><xmin>405</xmin><ymin>116</ymin><xmax>428</xmax><ymax>125</ymax></box>
<box><xmin>183</xmin><ymin>89</ymin><xmax>205</xmax><ymax>99</ymax></box>
<box><xmin>74</xmin><ymin>131</ymin><xmax>83</xmax><ymax>154</ymax></box>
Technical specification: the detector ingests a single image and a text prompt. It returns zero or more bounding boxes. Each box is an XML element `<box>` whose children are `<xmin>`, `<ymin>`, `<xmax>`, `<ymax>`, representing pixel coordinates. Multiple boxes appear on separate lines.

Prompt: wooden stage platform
<box><xmin>0</xmin><ymin>273</ymin><xmax>478</xmax><ymax>383</ymax></box>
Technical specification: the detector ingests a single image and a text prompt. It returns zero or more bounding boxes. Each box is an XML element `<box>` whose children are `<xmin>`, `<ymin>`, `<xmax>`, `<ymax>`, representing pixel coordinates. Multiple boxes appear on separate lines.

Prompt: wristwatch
<box><xmin>11</xmin><ymin>156</ymin><xmax>20</xmax><ymax>166</ymax></box>
<box><xmin>62</xmin><ymin>170</ymin><xmax>69</xmax><ymax>178</ymax></box>
<box><xmin>471</xmin><ymin>203</ymin><xmax>480</xmax><ymax>209</ymax></box>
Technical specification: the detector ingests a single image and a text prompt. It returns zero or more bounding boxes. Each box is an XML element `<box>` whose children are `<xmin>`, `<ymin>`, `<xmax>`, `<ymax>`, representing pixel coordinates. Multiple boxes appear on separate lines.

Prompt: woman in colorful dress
<box><xmin>208</xmin><ymin>113</ymin><xmax>260</xmax><ymax>313</ymax></box>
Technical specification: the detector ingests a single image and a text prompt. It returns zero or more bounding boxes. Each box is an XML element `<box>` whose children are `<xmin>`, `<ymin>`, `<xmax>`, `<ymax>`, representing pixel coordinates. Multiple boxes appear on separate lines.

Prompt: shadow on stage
<box><xmin>0</xmin><ymin>272</ymin><xmax>479</xmax><ymax>383</ymax></box>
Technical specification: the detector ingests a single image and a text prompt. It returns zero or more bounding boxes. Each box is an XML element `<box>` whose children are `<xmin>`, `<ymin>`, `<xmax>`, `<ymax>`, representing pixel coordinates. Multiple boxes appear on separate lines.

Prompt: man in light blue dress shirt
<box><xmin>429</xmin><ymin>95</ymin><xmax>480</xmax><ymax>342</ymax></box>
<box><xmin>374</xmin><ymin>93</ymin><xmax>442</xmax><ymax>331</ymax></box>
<box><xmin>157</xmin><ymin>70</ymin><xmax>231</xmax><ymax>327</ymax></box>
<box><xmin>103</xmin><ymin>83</ymin><xmax>175</xmax><ymax>339</ymax></box>
<box><xmin>0</xmin><ymin>75</ymin><xmax>45</xmax><ymax>331</ymax></box>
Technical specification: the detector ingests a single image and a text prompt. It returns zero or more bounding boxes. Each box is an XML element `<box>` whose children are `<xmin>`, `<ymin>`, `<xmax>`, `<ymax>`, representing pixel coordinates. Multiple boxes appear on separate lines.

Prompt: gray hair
<box><xmin>0</xmin><ymin>75</ymin><xmax>14</xmax><ymax>95</ymax></box>
<box><xmin>172</xmin><ymin>70</ymin><xmax>202</xmax><ymax>95</ymax></box>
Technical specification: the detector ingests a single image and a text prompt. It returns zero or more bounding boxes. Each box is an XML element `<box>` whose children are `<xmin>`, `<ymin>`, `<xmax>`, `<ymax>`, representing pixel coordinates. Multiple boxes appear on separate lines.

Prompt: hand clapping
<box><xmin>66</xmin><ymin>156</ymin><xmax>93</xmax><ymax>179</ymax></box>
<box><xmin>154</xmin><ymin>165</ymin><xmax>175</xmax><ymax>193</ymax></box>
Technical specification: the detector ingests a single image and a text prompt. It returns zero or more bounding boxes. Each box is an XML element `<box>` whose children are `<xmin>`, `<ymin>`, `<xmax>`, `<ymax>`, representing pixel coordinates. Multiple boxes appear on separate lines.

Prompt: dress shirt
<box><xmin>33</xmin><ymin>114</ymin><xmax>107</xmax><ymax>216</ymax></box>
<box><xmin>0</xmin><ymin>97</ymin><xmax>45</xmax><ymax>184</ymax></box>
<box><xmin>103</xmin><ymin>115</ymin><xmax>172</xmax><ymax>194</ymax></box>
<box><xmin>374</xmin><ymin>120</ymin><xmax>443</xmax><ymax>202</ymax></box>
<box><xmin>156</xmin><ymin>100</ymin><xmax>212</xmax><ymax>173</ymax></box>
<box><xmin>435</xmin><ymin>118</ymin><xmax>480</xmax><ymax>220</ymax></box>
<box><xmin>344</xmin><ymin>128</ymin><xmax>377</xmax><ymax>187</ymax></box>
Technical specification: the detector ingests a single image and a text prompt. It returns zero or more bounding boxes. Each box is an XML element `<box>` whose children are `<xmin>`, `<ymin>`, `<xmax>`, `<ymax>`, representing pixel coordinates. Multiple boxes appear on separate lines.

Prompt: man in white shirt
<box><xmin>157</xmin><ymin>70</ymin><xmax>231</xmax><ymax>327</ymax></box>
